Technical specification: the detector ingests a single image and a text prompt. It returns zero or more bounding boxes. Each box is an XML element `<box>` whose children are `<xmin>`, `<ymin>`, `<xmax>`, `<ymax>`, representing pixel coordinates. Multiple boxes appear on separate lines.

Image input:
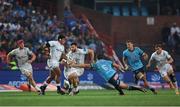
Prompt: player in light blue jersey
<box><xmin>122</xmin><ymin>40</ymin><xmax>157</xmax><ymax>94</ymax></box>
<box><xmin>71</xmin><ymin>54</ymin><xmax>146</xmax><ymax>95</ymax></box>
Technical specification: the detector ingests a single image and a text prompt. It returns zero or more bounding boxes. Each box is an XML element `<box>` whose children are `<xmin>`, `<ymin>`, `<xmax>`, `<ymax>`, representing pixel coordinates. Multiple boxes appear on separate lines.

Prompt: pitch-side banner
<box><xmin>0</xmin><ymin>70</ymin><xmax>179</xmax><ymax>89</ymax></box>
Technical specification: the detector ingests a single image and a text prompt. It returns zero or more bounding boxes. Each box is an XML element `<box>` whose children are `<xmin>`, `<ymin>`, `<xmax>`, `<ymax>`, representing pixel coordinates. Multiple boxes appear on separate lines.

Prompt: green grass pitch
<box><xmin>0</xmin><ymin>89</ymin><xmax>180</xmax><ymax>106</ymax></box>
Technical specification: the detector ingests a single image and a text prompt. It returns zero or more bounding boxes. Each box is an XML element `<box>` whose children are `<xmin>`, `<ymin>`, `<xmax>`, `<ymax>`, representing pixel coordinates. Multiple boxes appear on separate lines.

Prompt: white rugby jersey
<box><xmin>9</xmin><ymin>47</ymin><xmax>33</xmax><ymax>67</ymax></box>
<box><xmin>149</xmin><ymin>50</ymin><xmax>171</xmax><ymax>68</ymax></box>
<box><xmin>66</xmin><ymin>48</ymin><xmax>88</xmax><ymax>64</ymax></box>
<box><xmin>48</xmin><ymin>41</ymin><xmax>65</xmax><ymax>61</ymax></box>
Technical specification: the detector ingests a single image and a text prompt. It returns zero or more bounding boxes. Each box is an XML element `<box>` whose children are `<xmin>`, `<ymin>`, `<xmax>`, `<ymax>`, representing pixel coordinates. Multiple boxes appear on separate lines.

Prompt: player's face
<box><xmin>155</xmin><ymin>47</ymin><xmax>162</xmax><ymax>54</ymax></box>
<box><xmin>18</xmin><ymin>42</ymin><xmax>24</xmax><ymax>49</ymax></box>
<box><xmin>59</xmin><ymin>38</ymin><xmax>66</xmax><ymax>45</ymax></box>
<box><xmin>70</xmin><ymin>45</ymin><xmax>77</xmax><ymax>52</ymax></box>
<box><xmin>126</xmin><ymin>42</ymin><xmax>134</xmax><ymax>51</ymax></box>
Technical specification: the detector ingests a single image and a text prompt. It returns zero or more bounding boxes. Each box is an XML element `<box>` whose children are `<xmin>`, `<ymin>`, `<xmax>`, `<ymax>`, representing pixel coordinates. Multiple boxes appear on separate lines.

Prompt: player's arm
<box><xmin>112</xmin><ymin>63</ymin><xmax>125</xmax><ymax>72</ymax></box>
<box><xmin>146</xmin><ymin>55</ymin><xmax>153</xmax><ymax>68</ymax></box>
<box><xmin>142</xmin><ymin>52</ymin><xmax>148</xmax><ymax>61</ymax></box>
<box><xmin>137</xmin><ymin>47</ymin><xmax>148</xmax><ymax>61</ymax></box>
<box><xmin>164</xmin><ymin>51</ymin><xmax>173</xmax><ymax>64</ymax></box>
<box><xmin>87</xmin><ymin>49</ymin><xmax>94</xmax><ymax>63</ymax></box>
<box><xmin>167</xmin><ymin>56</ymin><xmax>173</xmax><ymax>64</ymax></box>
<box><xmin>6</xmin><ymin>49</ymin><xmax>16</xmax><ymax>64</ymax></box>
<box><xmin>60</xmin><ymin>53</ymin><xmax>68</xmax><ymax>62</ymax></box>
<box><xmin>71</xmin><ymin>63</ymin><xmax>91</xmax><ymax>68</ymax></box>
<box><xmin>122</xmin><ymin>56</ymin><xmax>128</xmax><ymax>70</ymax></box>
<box><xmin>6</xmin><ymin>52</ymin><xmax>12</xmax><ymax>64</ymax></box>
<box><xmin>28</xmin><ymin>52</ymin><xmax>36</xmax><ymax>63</ymax></box>
<box><xmin>60</xmin><ymin>53</ymin><xmax>75</xmax><ymax>67</ymax></box>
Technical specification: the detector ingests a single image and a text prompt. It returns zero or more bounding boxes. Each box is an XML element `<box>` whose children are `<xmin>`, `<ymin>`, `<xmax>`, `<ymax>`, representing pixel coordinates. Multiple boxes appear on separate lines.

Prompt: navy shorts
<box><xmin>108</xmin><ymin>73</ymin><xmax>121</xmax><ymax>87</ymax></box>
<box><xmin>133</xmin><ymin>67</ymin><xmax>145</xmax><ymax>79</ymax></box>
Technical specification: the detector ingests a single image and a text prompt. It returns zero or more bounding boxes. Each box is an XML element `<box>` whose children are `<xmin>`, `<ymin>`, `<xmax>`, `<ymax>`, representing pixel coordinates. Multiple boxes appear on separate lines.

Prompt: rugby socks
<box><xmin>56</xmin><ymin>83</ymin><xmax>61</xmax><ymax>91</ymax></box>
<box><xmin>144</xmin><ymin>85</ymin><xmax>157</xmax><ymax>94</ymax></box>
<box><xmin>115</xmin><ymin>86</ymin><xmax>124</xmax><ymax>95</ymax></box>
<box><xmin>42</xmin><ymin>81</ymin><xmax>48</xmax><ymax>89</ymax></box>
<box><xmin>35</xmin><ymin>86</ymin><xmax>40</xmax><ymax>91</ymax></box>
<box><xmin>173</xmin><ymin>82</ymin><xmax>179</xmax><ymax>95</ymax></box>
<box><xmin>74</xmin><ymin>87</ymin><xmax>79</xmax><ymax>92</ymax></box>
<box><xmin>169</xmin><ymin>74</ymin><xmax>177</xmax><ymax>83</ymax></box>
<box><xmin>44</xmin><ymin>81</ymin><xmax>48</xmax><ymax>86</ymax></box>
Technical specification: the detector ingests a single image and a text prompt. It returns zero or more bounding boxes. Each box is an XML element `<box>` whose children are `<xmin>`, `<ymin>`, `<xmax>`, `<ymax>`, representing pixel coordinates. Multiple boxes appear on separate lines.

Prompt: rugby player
<box><xmin>40</xmin><ymin>35</ymin><xmax>66</xmax><ymax>95</ymax></box>
<box><xmin>147</xmin><ymin>43</ymin><xmax>179</xmax><ymax>95</ymax></box>
<box><xmin>62</xmin><ymin>42</ymin><xmax>94</xmax><ymax>96</ymax></box>
<box><xmin>70</xmin><ymin>54</ymin><xmax>146</xmax><ymax>95</ymax></box>
<box><xmin>122</xmin><ymin>40</ymin><xmax>157</xmax><ymax>94</ymax></box>
<box><xmin>7</xmin><ymin>39</ymin><xmax>40</xmax><ymax>92</ymax></box>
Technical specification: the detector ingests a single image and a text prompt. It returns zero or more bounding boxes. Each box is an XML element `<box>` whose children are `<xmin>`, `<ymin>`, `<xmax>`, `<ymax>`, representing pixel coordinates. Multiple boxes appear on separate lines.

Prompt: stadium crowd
<box><xmin>0</xmin><ymin>0</ymin><xmax>103</xmax><ymax>65</ymax></box>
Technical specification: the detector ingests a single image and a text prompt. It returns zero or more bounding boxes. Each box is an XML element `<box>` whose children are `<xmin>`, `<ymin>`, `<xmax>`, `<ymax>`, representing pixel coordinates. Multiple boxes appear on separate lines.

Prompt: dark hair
<box><xmin>71</xmin><ymin>42</ymin><xmax>77</xmax><ymax>46</ymax></box>
<box><xmin>126</xmin><ymin>40</ymin><xmax>133</xmax><ymax>44</ymax></box>
<box><xmin>155</xmin><ymin>43</ymin><xmax>163</xmax><ymax>48</ymax></box>
<box><xmin>58</xmin><ymin>35</ymin><xmax>65</xmax><ymax>40</ymax></box>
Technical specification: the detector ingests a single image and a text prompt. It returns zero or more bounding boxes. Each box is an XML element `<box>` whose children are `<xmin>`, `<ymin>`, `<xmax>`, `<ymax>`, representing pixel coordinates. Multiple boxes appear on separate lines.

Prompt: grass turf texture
<box><xmin>0</xmin><ymin>89</ymin><xmax>179</xmax><ymax>106</ymax></box>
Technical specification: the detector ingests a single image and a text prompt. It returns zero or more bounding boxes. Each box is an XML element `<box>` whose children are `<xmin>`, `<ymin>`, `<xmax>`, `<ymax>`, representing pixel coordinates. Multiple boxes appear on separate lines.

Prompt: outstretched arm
<box><xmin>87</xmin><ymin>49</ymin><xmax>94</xmax><ymax>63</ymax></box>
<box><xmin>112</xmin><ymin>63</ymin><xmax>125</xmax><ymax>72</ymax></box>
<box><xmin>71</xmin><ymin>63</ymin><xmax>91</xmax><ymax>68</ymax></box>
<box><xmin>167</xmin><ymin>57</ymin><xmax>173</xmax><ymax>64</ymax></box>
<box><xmin>122</xmin><ymin>57</ymin><xmax>128</xmax><ymax>70</ymax></box>
<box><xmin>146</xmin><ymin>59</ymin><xmax>152</xmax><ymax>68</ymax></box>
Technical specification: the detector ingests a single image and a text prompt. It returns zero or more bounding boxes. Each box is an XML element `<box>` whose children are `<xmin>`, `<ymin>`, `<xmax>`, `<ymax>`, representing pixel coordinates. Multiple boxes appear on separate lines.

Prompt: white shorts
<box><xmin>47</xmin><ymin>59</ymin><xmax>59</xmax><ymax>70</ymax></box>
<box><xmin>159</xmin><ymin>63</ymin><xmax>173</xmax><ymax>77</ymax></box>
<box><xmin>19</xmin><ymin>63</ymin><xmax>33</xmax><ymax>75</ymax></box>
<box><xmin>64</xmin><ymin>67</ymin><xmax>84</xmax><ymax>79</ymax></box>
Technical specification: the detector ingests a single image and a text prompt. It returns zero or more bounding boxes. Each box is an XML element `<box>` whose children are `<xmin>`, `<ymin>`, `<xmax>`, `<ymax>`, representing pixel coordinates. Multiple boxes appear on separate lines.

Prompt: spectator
<box><xmin>169</xmin><ymin>23</ymin><xmax>180</xmax><ymax>52</ymax></box>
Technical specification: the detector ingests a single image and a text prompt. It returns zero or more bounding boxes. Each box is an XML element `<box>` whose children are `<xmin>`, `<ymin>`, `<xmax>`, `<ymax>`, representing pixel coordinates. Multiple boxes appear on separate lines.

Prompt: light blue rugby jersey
<box><xmin>91</xmin><ymin>59</ymin><xmax>116</xmax><ymax>81</ymax></box>
<box><xmin>123</xmin><ymin>47</ymin><xmax>144</xmax><ymax>72</ymax></box>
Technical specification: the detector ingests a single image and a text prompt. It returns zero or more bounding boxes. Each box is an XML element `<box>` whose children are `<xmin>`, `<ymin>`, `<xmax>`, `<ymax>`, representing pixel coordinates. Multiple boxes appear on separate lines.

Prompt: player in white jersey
<box><xmin>147</xmin><ymin>44</ymin><xmax>179</xmax><ymax>95</ymax></box>
<box><xmin>62</xmin><ymin>42</ymin><xmax>94</xmax><ymax>95</ymax></box>
<box><xmin>7</xmin><ymin>39</ymin><xmax>40</xmax><ymax>92</ymax></box>
<box><xmin>40</xmin><ymin>35</ymin><xmax>66</xmax><ymax>95</ymax></box>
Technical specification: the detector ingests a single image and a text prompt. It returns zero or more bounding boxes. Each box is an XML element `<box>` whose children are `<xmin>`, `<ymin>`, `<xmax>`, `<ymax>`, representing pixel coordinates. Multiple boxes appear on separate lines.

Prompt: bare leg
<box><xmin>40</xmin><ymin>70</ymin><xmax>55</xmax><ymax>95</ymax></box>
<box><xmin>139</xmin><ymin>72</ymin><xmax>157</xmax><ymax>94</ymax></box>
<box><xmin>119</xmin><ymin>82</ymin><xmax>146</xmax><ymax>93</ymax></box>
<box><xmin>163</xmin><ymin>75</ymin><xmax>175</xmax><ymax>89</ymax></box>
<box><xmin>53</xmin><ymin>67</ymin><xmax>66</xmax><ymax>95</ymax></box>
<box><xmin>68</xmin><ymin>72</ymin><xmax>80</xmax><ymax>95</ymax></box>
<box><xmin>168</xmin><ymin>71</ymin><xmax>179</xmax><ymax>95</ymax></box>
<box><xmin>46</xmin><ymin>70</ymin><xmax>56</xmax><ymax>84</ymax></box>
<box><xmin>25</xmin><ymin>72</ymin><xmax>40</xmax><ymax>92</ymax></box>
<box><xmin>54</xmin><ymin>67</ymin><xmax>61</xmax><ymax>84</ymax></box>
<box><xmin>163</xmin><ymin>74</ymin><xmax>179</xmax><ymax>95</ymax></box>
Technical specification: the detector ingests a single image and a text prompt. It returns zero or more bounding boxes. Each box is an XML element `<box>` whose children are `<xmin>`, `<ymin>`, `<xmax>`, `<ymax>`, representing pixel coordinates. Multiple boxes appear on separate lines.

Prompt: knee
<box><xmin>169</xmin><ymin>73</ymin><xmax>177</xmax><ymax>83</ymax></box>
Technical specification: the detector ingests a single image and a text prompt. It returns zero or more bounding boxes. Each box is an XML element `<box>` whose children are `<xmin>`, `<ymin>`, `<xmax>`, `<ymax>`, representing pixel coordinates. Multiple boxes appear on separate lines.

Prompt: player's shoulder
<box><xmin>23</xmin><ymin>47</ymin><xmax>31</xmax><ymax>51</ymax></box>
<box><xmin>49</xmin><ymin>40</ymin><xmax>59</xmax><ymax>45</ymax></box>
<box><xmin>134</xmin><ymin>47</ymin><xmax>142</xmax><ymax>51</ymax></box>
<box><xmin>77</xmin><ymin>48</ymin><xmax>87</xmax><ymax>53</ymax></box>
<box><xmin>162</xmin><ymin>50</ymin><xmax>168</xmax><ymax>53</ymax></box>
<box><xmin>98</xmin><ymin>59</ymin><xmax>110</xmax><ymax>63</ymax></box>
<box><xmin>24</xmin><ymin>47</ymin><xmax>29</xmax><ymax>50</ymax></box>
<box><xmin>151</xmin><ymin>51</ymin><xmax>157</xmax><ymax>57</ymax></box>
<box><xmin>123</xmin><ymin>49</ymin><xmax>129</xmax><ymax>54</ymax></box>
<box><xmin>11</xmin><ymin>48</ymin><xmax>19</xmax><ymax>52</ymax></box>
<box><xmin>14</xmin><ymin>48</ymin><xmax>19</xmax><ymax>51</ymax></box>
<box><xmin>162</xmin><ymin>50</ymin><xmax>169</xmax><ymax>55</ymax></box>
